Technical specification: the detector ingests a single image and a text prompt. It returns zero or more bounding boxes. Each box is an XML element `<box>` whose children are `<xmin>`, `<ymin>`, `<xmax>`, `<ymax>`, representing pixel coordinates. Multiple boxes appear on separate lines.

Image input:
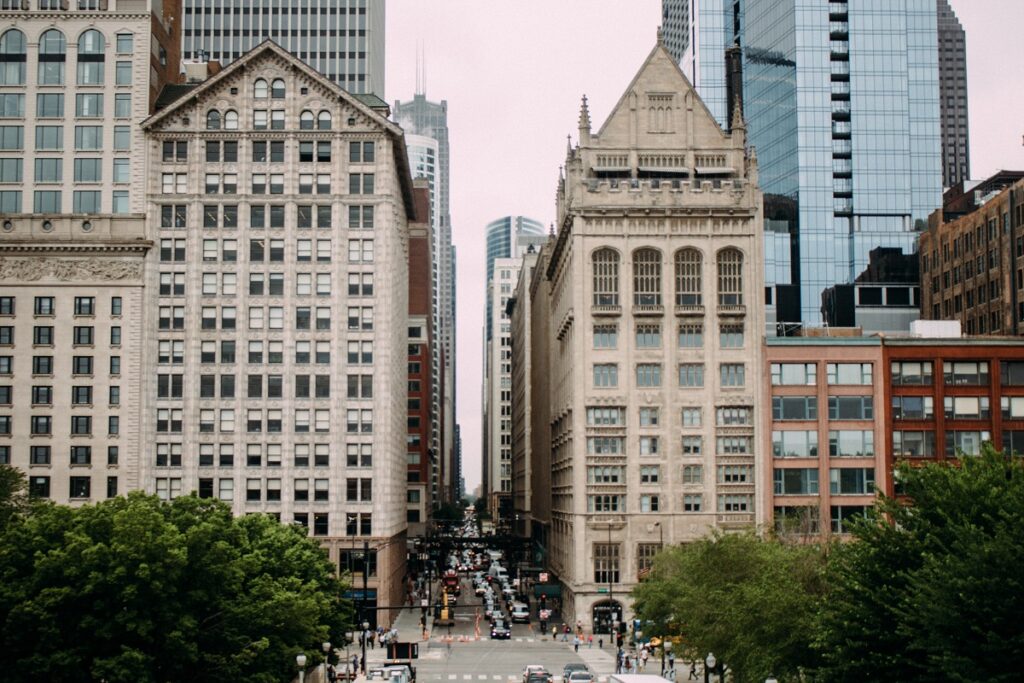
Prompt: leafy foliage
<box><xmin>816</xmin><ymin>445</ymin><xmax>1024</xmax><ymax>682</ymax></box>
<box><xmin>0</xmin><ymin>492</ymin><xmax>352</xmax><ymax>683</ymax></box>
<box><xmin>0</xmin><ymin>464</ymin><xmax>28</xmax><ymax>531</ymax></box>
<box><xmin>632</xmin><ymin>532</ymin><xmax>826</xmax><ymax>682</ymax></box>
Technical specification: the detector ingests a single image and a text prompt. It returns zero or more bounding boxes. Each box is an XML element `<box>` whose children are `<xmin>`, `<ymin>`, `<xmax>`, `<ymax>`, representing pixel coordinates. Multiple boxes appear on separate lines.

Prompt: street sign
<box><xmin>539</xmin><ymin>572</ymin><xmax>549</xmax><ymax>582</ymax></box>
<box><xmin>597</xmin><ymin>588</ymin><xmax>609</xmax><ymax>594</ymax></box>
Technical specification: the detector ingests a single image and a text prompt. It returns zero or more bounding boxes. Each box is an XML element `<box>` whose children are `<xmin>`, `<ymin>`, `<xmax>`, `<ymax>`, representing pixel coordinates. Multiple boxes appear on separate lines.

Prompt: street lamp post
<box><xmin>765</xmin><ymin>678</ymin><xmax>779</xmax><ymax>683</ymax></box>
<box><xmin>360</xmin><ymin>620</ymin><xmax>370</xmax><ymax>674</ymax></box>
<box><xmin>322</xmin><ymin>641</ymin><xmax>331</xmax><ymax>682</ymax></box>
<box><xmin>344</xmin><ymin>632</ymin><xmax>354</xmax><ymax>680</ymax></box>
<box><xmin>296</xmin><ymin>653</ymin><xmax>307</xmax><ymax>683</ymax></box>
<box><xmin>703</xmin><ymin>653</ymin><xmax>716</xmax><ymax>683</ymax></box>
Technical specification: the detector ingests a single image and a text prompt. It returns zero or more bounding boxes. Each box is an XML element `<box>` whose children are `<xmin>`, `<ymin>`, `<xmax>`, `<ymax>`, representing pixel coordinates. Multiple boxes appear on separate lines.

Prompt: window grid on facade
<box><xmin>632</xmin><ymin>248</ymin><xmax>662</xmax><ymax>306</ymax></box>
<box><xmin>592</xmin><ymin>248</ymin><xmax>620</xmax><ymax>306</ymax></box>
<box><xmin>716</xmin><ymin>248</ymin><xmax>743</xmax><ymax>306</ymax></box>
<box><xmin>675</xmin><ymin>248</ymin><xmax>702</xmax><ymax>306</ymax></box>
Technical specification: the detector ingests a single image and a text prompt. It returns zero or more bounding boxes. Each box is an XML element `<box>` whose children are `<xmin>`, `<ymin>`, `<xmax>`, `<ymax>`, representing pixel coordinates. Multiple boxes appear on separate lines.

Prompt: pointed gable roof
<box><xmin>594</xmin><ymin>42</ymin><xmax>729</xmax><ymax>146</ymax></box>
<box><xmin>143</xmin><ymin>40</ymin><xmax>416</xmax><ymax>216</ymax></box>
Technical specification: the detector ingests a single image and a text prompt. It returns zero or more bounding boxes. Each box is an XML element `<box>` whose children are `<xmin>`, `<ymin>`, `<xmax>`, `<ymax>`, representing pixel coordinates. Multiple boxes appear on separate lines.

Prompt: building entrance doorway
<box><xmin>592</xmin><ymin>600</ymin><xmax>622</xmax><ymax>634</ymax></box>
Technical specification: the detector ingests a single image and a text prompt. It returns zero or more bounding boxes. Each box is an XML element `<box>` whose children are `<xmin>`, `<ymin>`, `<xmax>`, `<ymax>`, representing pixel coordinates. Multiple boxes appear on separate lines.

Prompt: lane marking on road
<box><xmin>448</xmin><ymin>675</ymin><xmax>456</xmax><ymax>680</ymax></box>
<box><xmin>464</xmin><ymin>675</ymin><xmax>472</xmax><ymax>680</ymax></box>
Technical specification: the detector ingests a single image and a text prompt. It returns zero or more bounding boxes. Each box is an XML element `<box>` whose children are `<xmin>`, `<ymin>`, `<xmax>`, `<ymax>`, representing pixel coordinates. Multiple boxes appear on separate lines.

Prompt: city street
<box><xmin>363</xmin><ymin>573</ymin><xmax>623</xmax><ymax>683</ymax></box>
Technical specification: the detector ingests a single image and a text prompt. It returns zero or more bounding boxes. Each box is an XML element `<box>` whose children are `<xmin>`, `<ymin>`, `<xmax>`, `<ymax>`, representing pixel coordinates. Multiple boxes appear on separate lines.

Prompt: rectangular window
<box><xmin>681</xmin><ymin>407</ymin><xmax>701</xmax><ymax>427</ymax></box>
<box><xmin>720</xmin><ymin>363</ymin><xmax>745</xmax><ymax>387</ymax></box>
<box><xmin>678</xmin><ymin>363</ymin><xmax>704</xmax><ymax>387</ymax></box>
<box><xmin>891</xmin><ymin>396</ymin><xmax>933</xmax><ymax>419</ymax></box>
<box><xmin>772</xmin><ymin>396</ymin><xmax>818</xmax><ymax>420</ymax></box>
<box><xmin>828</xmin><ymin>430</ymin><xmax>874</xmax><ymax>457</ymax></box>
<box><xmin>678</xmin><ymin>323</ymin><xmax>703</xmax><ymax>348</ymax></box>
<box><xmin>890</xmin><ymin>361</ymin><xmax>933</xmax><ymax>386</ymax></box>
<box><xmin>593</xmin><ymin>325</ymin><xmax>618</xmax><ymax>349</ymax></box>
<box><xmin>593</xmin><ymin>364</ymin><xmax>618</xmax><ymax>387</ymax></box>
<box><xmin>773</xmin><ymin>468</ymin><xmax>820</xmax><ymax>495</ymax></box>
<box><xmin>772</xmin><ymin>430</ymin><xmax>819</xmax><ymax>458</ymax></box>
<box><xmin>719</xmin><ymin>324</ymin><xmax>744</xmax><ymax>348</ymax></box>
<box><xmin>635</xmin><ymin>324</ymin><xmax>661</xmax><ymax>348</ymax></box>
<box><xmin>827</xmin><ymin>363</ymin><xmax>872</xmax><ymax>385</ymax></box>
<box><xmin>829</xmin><ymin>468</ymin><xmax>875</xmax><ymax>495</ymax></box>
<box><xmin>942</xmin><ymin>361</ymin><xmax>989</xmax><ymax>386</ymax></box>
<box><xmin>636</xmin><ymin>363</ymin><xmax>662</xmax><ymax>387</ymax></box>
<box><xmin>828</xmin><ymin>396</ymin><xmax>874</xmax><ymax>420</ymax></box>
<box><xmin>771</xmin><ymin>363</ymin><xmax>817</xmax><ymax>386</ymax></box>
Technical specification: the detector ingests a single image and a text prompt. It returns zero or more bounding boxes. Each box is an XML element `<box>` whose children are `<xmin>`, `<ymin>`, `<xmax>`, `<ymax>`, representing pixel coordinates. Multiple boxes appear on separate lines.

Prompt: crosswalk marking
<box><xmin>448</xmin><ymin>675</ymin><xmax>456</xmax><ymax>680</ymax></box>
<box><xmin>464</xmin><ymin>675</ymin><xmax>472</xmax><ymax>680</ymax></box>
<box><xmin>478</xmin><ymin>676</ymin><xmax>487</xmax><ymax>680</ymax></box>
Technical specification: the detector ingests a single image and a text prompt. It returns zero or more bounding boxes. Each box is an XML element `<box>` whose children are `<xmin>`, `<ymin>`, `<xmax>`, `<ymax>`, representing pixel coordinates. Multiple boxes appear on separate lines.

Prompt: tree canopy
<box><xmin>816</xmin><ymin>445</ymin><xmax>1024</xmax><ymax>682</ymax></box>
<box><xmin>0</xmin><ymin>492</ymin><xmax>352</xmax><ymax>683</ymax></box>
<box><xmin>632</xmin><ymin>532</ymin><xmax>826</xmax><ymax>682</ymax></box>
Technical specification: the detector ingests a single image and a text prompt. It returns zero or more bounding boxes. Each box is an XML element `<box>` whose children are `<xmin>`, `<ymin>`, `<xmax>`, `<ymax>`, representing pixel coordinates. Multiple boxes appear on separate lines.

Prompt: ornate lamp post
<box><xmin>296</xmin><ymin>653</ymin><xmax>307</xmax><ymax>683</ymax></box>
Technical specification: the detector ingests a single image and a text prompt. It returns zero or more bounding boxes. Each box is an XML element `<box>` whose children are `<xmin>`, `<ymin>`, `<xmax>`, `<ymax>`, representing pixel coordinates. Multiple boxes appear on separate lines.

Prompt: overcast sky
<box><xmin>385</xmin><ymin>0</ymin><xmax>1024</xmax><ymax>494</ymax></box>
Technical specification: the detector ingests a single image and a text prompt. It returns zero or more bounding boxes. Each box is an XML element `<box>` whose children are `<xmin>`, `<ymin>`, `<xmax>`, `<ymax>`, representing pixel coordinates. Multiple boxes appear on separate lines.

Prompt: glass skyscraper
<box><xmin>181</xmin><ymin>0</ymin><xmax>385</xmax><ymax>95</ymax></box>
<box><xmin>664</xmin><ymin>0</ymin><xmax>943</xmax><ymax>324</ymax></box>
<box><xmin>484</xmin><ymin>216</ymin><xmax>545</xmax><ymax>339</ymax></box>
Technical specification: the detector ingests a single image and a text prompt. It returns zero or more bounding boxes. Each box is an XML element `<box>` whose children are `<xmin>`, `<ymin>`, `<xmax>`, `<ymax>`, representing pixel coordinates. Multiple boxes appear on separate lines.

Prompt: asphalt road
<box><xmin>364</xmin><ymin>574</ymin><xmax>619</xmax><ymax>682</ymax></box>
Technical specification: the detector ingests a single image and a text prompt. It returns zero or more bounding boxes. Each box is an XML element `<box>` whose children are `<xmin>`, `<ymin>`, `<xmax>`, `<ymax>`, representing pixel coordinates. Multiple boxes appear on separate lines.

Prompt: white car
<box><xmin>522</xmin><ymin>665</ymin><xmax>547</xmax><ymax>683</ymax></box>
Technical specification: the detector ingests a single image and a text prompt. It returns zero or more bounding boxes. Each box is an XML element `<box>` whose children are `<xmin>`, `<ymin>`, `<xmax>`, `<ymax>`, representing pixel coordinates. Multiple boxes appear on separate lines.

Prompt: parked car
<box><xmin>490</xmin><ymin>619</ymin><xmax>511</xmax><ymax>639</ymax></box>
<box><xmin>567</xmin><ymin>673</ymin><xmax>594</xmax><ymax>683</ymax></box>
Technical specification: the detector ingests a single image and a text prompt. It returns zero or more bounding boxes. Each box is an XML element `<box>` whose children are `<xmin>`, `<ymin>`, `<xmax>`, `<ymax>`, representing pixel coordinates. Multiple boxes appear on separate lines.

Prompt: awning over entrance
<box><xmin>533</xmin><ymin>583</ymin><xmax>562</xmax><ymax>598</ymax></box>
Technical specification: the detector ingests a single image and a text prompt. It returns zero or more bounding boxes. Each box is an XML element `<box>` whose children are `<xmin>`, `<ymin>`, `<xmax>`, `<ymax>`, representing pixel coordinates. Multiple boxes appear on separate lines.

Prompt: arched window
<box><xmin>0</xmin><ymin>29</ymin><xmax>26</xmax><ymax>86</ymax></box>
<box><xmin>253</xmin><ymin>78</ymin><xmax>268</xmax><ymax>99</ymax></box>
<box><xmin>76</xmin><ymin>29</ymin><xmax>105</xmax><ymax>85</ymax></box>
<box><xmin>675</xmin><ymin>249</ymin><xmax>703</xmax><ymax>306</ymax></box>
<box><xmin>206</xmin><ymin>110</ymin><xmax>221</xmax><ymax>130</ymax></box>
<box><xmin>633</xmin><ymin>249</ymin><xmax>662</xmax><ymax>306</ymax></box>
<box><xmin>224</xmin><ymin>110</ymin><xmax>238</xmax><ymax>130</ymax></box>
<box><xmin>317</xmin><ymin>110</ymin><xmax>332</xmax><ymax>130</ymax></box>
<box><xmin>271</xmin><ymin>78</ymin><xmax>285</xmax><ymax>98</ymax></box>
<box><xmin>717</xmin><ymin>248</ymin><xmax>744</xmax><ymax>306</ymax></box>
<box><xmin>300</xmin><ymin>110</ymin><xmax>314</xmax><ymax>130</ymax></box>
<box><xmin>37</xmin><ymin>30</ymin><xmax>66</xmax><ymax>85</ymax></box>
<box><xmin>592</xmin><ymin>248</ymin><xmax>620</xmax><ymax>307</ymax></box>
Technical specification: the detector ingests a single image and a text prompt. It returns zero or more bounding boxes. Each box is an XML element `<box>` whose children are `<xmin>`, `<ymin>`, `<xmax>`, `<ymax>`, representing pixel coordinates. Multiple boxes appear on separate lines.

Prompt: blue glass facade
<box><xmin>484</xmin><ymin>216</ymin><xmax>545</xmax><ymax>338</ymax></box>
<box><xmin>679</xmin><ymin>0</ymin><xmax>740</xmax><ymax>128</ymax></box>
<box><xmin>667</xmin><ymin>0</ymin><xmax>942</xmax><ymax>323</ymax></box>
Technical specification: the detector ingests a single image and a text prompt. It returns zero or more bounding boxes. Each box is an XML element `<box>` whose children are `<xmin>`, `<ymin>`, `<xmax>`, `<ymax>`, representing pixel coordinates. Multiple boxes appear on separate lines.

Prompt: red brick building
<box><xmin>407</xmin><ymin>181</ymin><xmax>435</xmax><ymax>530</ymax></box>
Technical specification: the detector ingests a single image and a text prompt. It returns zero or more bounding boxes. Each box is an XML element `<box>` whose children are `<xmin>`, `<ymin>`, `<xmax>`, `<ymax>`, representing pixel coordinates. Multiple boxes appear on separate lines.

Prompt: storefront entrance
<box><xmin>592</xmin><ymin>600</ymin><xmax>622</xmax><ymax>634</ymax></box>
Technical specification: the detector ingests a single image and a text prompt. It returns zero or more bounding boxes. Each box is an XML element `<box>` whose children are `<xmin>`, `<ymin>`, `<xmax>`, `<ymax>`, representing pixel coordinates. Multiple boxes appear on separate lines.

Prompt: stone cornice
<box><xmin>0</xmin><ymin>241</ymin><xmax>152</xmax><ymax>255</ymax></box>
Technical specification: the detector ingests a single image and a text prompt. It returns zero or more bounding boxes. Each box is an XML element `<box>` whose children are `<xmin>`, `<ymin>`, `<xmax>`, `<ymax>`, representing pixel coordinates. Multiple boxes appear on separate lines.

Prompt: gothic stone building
<box><xmin>536</xmin><ymin>40</ymin><xmax>764</xmax><ymax>630</ymax></box>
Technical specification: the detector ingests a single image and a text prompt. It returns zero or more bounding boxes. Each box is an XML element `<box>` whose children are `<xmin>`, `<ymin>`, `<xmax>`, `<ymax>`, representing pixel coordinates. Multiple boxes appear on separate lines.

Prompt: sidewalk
<box><xmin>363</xmin><ymin>606</ymin><xmax>432</xmax><ymax>669</ymax></box>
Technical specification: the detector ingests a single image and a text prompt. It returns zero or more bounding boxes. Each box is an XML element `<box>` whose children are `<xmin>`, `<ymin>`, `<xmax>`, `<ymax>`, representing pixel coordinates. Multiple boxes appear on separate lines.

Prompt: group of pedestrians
<box><xmin>358</xmin><ymin>625</ymin><xmax>401</xmax><ymax>650</ymax></box>
<box><xmin>615</xmin><ymin>647</ymin><xmax>649</xmax><ymax>674</ymax></box>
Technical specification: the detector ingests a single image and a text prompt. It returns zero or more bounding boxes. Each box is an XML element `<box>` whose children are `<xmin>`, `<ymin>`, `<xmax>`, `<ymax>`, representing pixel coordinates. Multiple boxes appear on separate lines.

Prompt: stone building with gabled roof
<box><xmin>529</xmin><ymin>36</ymin><xmax>764</xmax><ymax>629</ymax></box>
<box><xmin>140</xmin><ymin>40</ymin><xmax>416</xmax><ymax>624</ymax></box>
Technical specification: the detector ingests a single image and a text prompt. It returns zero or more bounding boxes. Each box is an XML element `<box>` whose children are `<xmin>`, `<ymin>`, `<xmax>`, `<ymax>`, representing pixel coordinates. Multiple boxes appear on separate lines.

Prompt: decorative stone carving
<box><xmin>0</xmin><ymin>258</ymin><xmax>143</xmax><ymax>282</ymax></box>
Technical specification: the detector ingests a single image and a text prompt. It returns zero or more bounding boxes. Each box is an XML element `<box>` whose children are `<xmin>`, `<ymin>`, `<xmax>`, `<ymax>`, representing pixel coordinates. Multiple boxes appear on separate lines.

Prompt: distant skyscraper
<box><xmin>395</xmin><ymin>93</ymin><xmax>457</xmax><ymax>503</ymax></box>
<box><xmin>484</xmin><ymin>216</ymin><xmax>546</xmax><ymax>339</ymax></box>
<box><xmin>663</xmin><ymin>0</ymin><xmax>943</xmax><ymax>324</ymax></box>
<box><xmin>181</xmin><ymin>0</ymin><xmax>385</xmax><ymax>94</ymax></box>
<box><xmin>936</xmin><ymin>0</ymin><xmax>970</xmax><ymax>189</ymax></box>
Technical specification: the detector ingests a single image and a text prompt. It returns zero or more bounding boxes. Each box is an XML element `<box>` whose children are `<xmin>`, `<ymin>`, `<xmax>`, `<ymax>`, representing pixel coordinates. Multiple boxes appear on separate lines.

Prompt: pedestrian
<box><xmin>598</xmin><ymin>637</ymin><xmax>604</xmax><ymax>649</ymax></box>
<box><xmin>352</xmin><ymin>654</ymin><xmax>359</xmax><ymax>675</ymax></box>
<box><xmin>588</xmin><ymin>634</ymin><xmax>593</xmax><ymax>648</ymax></box>
<box><xmin>551</xmin><ymin>625</ymin><xmax>557</xmax><ymax>640</ymax></box>
<box><xmin>573</xmin><ymin>636</ymin><xmax>580</xmax><ymax>653</ymax></box>
<box><xmin>563</xmin><ymin>624</ymin><xmax>570</xmax><ymax>642</ymax></box>
<box><xmin>688</xmin><ymin>661</ymin><xmax>698</xmax><ymax>680</ymax></box>
<box><xmin>615</xmin><ymin>650</ymin><xmax>623</xmax><ymax>674</ymax></box>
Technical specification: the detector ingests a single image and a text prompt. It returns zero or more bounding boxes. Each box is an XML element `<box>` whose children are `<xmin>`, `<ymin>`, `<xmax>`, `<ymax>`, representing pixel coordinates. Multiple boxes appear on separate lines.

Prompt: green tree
<box><xmin>816</xmin><ymin>445</ymin><xmax>1024</xmax><ymax>681</ymax></box>
<box><xmin>0</xmin><ymin>492</ymin><xmax>352</xmax><ymax>683</ymax></box>
<box><xmin>0</xmin><ymin>464</ymin><xmax>29</xmax><ymax>530</ymax></box>
<box><xmin>632</xmin><ymin>532</ymin><xmax>825</xmax><ymax>682</ymax></box>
